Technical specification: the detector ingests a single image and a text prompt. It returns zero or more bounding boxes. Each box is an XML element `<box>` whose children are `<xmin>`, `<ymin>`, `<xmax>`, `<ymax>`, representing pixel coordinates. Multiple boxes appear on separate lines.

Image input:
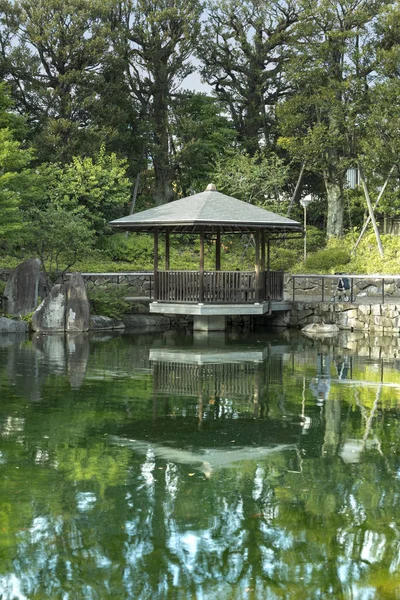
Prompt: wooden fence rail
<box><xmin>156</xmin><ymin>270</ymin><xmax>284</xmax><ymax>303</ymax></box>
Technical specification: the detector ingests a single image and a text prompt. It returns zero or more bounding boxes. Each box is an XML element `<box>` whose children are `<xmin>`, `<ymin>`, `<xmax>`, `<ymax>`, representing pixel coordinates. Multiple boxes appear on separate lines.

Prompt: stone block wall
<box><xmin>284</xmin><ymin>274</ymin><xmax>400</xmax><ymax>302</ymax></box>
<box><xmin>289</xmin><ymin>301</ymin><xmax>400</xmax><ymax>333</ymax></box>
<box><xmin>77</xmin><ymin>273</ymin><xmax>153</xmax><ymax>298</ymax></box>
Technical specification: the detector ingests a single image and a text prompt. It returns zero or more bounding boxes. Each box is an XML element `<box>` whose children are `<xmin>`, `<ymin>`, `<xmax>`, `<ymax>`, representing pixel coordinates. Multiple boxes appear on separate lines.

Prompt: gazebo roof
<box><xmin>110</xmin><ymin>186</ymin><xmax>302</xmax><ymax>234</ymax></box>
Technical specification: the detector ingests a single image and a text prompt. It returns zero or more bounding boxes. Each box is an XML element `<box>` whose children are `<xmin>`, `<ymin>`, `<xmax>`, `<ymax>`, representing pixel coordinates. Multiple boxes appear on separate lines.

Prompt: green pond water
<box><xmin>0</xmin><ymin>328</ymin><xmax>399</xmax><ymax>600</ymax></box>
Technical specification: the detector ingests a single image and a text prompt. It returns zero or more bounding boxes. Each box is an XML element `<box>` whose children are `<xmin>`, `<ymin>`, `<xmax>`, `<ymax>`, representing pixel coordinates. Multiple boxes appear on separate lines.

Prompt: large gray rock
<box><xmin>31</xmin><ymin>273</ymin><xmax>90</xmax><ymax>332</ymax></box>
<box><xmin>65</xmin><ymin>273</ymin><xmax>90</xmax><ymax>332</ymax></box>
<box><xmin>31</xmin><ymin>284</ymin><xmax>66</xmax><ymax>331</ymax></box>
<box><xmin>122</xmin><ymin>314</ymin><xmax>171</xmax><ymax>331</ymax></box>
<box><xmin>0</xmin><ymin>317</ymin><xmax>28</xmax><ymax>334</ymax></box>
<box><xmin>4</xmin><ymin>258</ymin><xmax>42</xmax><ymax>316</ymax></box>
<box><xmin>90</xmin><ymin>315</ymin><xmax>125</xmax><ymax>330</ymax></box>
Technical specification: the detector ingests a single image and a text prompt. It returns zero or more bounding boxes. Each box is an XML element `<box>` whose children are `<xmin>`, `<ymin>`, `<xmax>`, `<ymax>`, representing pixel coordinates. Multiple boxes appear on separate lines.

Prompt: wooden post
<box><xmin>199</xmin><ymin>227</ymin><xmax>205</xmax><ymax>303</ymax></box>
<box><xmin>261</xmin><ymin>230</ymin><xmax>265</xmax><ymax>272</ymax></box>
<box><xmin>267</xmin><ymin>237</ymin><xmax>271</xmax><ymax>299</ymax></box>
<box><xmin>255</xmin><ymin>230</ymin><xmax>260</xmax><ymax>303</ymax></box>
<box><xmin>261</xmin><ymin>231</ymin><xmax>266</xmax><ymax>301</ymax></box>
<box><xmin>216</xmin><ymin>229</ymin><xmax>221</xmax><ymax>271</ymax></box>
<box><xmin>154</xmin><ymin>228</ymin><xmax>159</xmax><ymax>300</ymax></box>
<box><xmin>165</xmin><ymin>231</ymin><xmax>170</xmax><ymax>270</ymax></box>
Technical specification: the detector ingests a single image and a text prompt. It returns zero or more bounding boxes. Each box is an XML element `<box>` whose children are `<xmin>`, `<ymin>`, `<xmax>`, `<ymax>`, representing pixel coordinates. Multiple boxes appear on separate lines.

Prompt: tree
<box><xmin>20</xmin><ymin>146</ymin><xmax>131</xmax><ymax>236</ymax></box>
<box><xmin>25</xmin><ymin>206</ymin><xmax>94</xmax><ymax>279</ymax></box>
<box><xmin>53</xmin><ymin>146</ymin><xmax>131</xmax><ymax>234</ymax></box>
<box><xmin>170</xmin><ymin>93</ymin><xmax>236</xmax><ymax>195</ymax></box>
<box><xmin>116</xmin><ymin>0</ymin><xmax>202</xmax><ymax>205</ymax></box>
<box><xmin>213</xmin><ymin>149</ymin><xmax>289</xmax><ymax>209</ymax></box>
<box><xmin>0</xmin><ymin>84</ymin><xmax>34</xmax><ymax>245</ymax></box>
<box><xmin>198</xmin><ymin>0</ymin><xmax>299</xmax><ymax>155</ymax></box>
<box><xmin>277</xmin><ymin>0</ymin><xmax>383</xmax><ymax>238</ymax></box>
<box><xmin>0</xmin><ymin>0</ymin><xmax>114</xmax><ymax>163</ymax></box>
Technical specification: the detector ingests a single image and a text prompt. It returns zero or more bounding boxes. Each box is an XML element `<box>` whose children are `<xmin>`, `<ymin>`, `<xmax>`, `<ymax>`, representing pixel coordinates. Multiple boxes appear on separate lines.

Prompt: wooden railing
<box><xmin>155</xmin><ymin>270</ymin><xmax>284</xmax><ymax>304</ymax></box>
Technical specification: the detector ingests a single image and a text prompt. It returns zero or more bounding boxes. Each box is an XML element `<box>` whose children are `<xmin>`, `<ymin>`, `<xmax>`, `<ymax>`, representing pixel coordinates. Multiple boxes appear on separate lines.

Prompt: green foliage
<box><xmin>214</xmin><ymin>150</ymin><xmax>289</xmax><ymax>209</ymax></box>
<box><xmin>55</xmin><ymin>147</ymin><xmax>131</xmax><ymax>233</ymax></box>
<box><xmin>171</xmin><ymin>93</ymin><xmax>236</xmax><ymax>194</ymax></box>
<box><xmin>22</xmin><ymin>147</ymin><xmax>131</xmax><ymax>235</ymax></box>
<box><xmin>24</xmin><ymin>206</ymin><xmax>94</xmax><ymax>279</ymax></box>
<box><xmin>87</xmin><ymin>284</ymin><xmax>131</xmax><ymax>319</ymax></box>
<box><xmin>0</xmin><ymin>85</ymin><xmax>35</xmax><ymax>244</ymax></box>
<box><xmin>301</xmin><ymin>246</ymin><xmax>351</xmax><ymax>274</ymax></box>
<box><xmin>97</xmin><ymin>233</ymin><xmax>154</xmax><ymax>266</ymax></box>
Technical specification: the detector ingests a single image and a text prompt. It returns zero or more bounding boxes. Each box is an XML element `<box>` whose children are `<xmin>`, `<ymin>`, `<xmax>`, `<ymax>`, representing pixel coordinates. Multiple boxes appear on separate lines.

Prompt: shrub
<box><xmin>301</xmin><ymin>247</ymin><xmax>351</xmax><ymax>273</ymax></box>
<box><xmin>87</xmin><ymin>284</ymin><xmax>131</xmax><ymax>319</ymax></box>
<box><xmin>97</xmin><ymin>233</ymin><xmax>153</xmax><ymax>266</ymax></box>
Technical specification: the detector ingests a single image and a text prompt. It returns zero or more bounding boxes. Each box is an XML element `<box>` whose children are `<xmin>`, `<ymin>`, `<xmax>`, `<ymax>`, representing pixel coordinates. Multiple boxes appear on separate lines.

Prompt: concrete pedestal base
<box><xmin>193</xmin><ymin>315</ymin><xmax>226</xmax><ymax>332</ymax></box>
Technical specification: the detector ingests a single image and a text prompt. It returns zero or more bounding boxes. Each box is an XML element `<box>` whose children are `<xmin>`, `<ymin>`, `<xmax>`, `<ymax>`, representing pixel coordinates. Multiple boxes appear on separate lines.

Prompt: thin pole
<box><xmin>358</xmin><ymin>164</ymin><xmax>384</xmax><ymax>257</ymax></box>
<box><xmin>216</xmin><ymin>229</ymin><xmax>221</xmax><ymax>271</ymax></box>
<box><xmin>353</xmin><ymin>164</ymin><xmax>395</xmax><ymax>253</ymax></box>
<box><xmin>303</xmin><ymin>204</ymin><xmax>307</xmax><ymax>262</ymax></box>
<box><xmin>154</xmin><ymin>228</ymin><xmax>159</xmax><ymax>300</ymax></box>
<box><xmin>165</xmin><ymin>232</ymin><xmax>170</xmax><ymax>270</ymax></box>
<box><xmin>199</xmin><ymin>227</ymin><xmax>205</xmax><ymax>303</ymax></box>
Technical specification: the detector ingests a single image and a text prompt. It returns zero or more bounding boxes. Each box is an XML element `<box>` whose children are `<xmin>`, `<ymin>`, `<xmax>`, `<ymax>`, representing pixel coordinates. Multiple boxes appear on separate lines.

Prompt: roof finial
<box><xmin>205</xmin><ymin>183</ymin><xmax>217</xmax><ymax>192</ymax></box>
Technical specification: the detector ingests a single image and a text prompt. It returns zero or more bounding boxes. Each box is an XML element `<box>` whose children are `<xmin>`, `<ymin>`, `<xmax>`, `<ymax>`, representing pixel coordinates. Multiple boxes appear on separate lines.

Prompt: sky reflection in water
<box><xmin>0</xmin><ymin>329</ymin><xmax>399</xmax><ymax>599</ymax></box>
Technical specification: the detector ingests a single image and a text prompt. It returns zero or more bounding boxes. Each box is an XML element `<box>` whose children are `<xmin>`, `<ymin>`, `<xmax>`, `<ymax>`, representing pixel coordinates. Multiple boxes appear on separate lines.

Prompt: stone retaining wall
<box><xmin>79</xmin><ymin>273</ymin><xmax>153</xmax><ymax>298</ymax></box>
<box><xmin>288</xmin><ymin>301</ymin><xmax>400</xmax><ymax>333</ymax></box>
<box><xmin>284</xmin><ymin>274</ymin><xmax>400</xmax><ymax>302</ymax></box>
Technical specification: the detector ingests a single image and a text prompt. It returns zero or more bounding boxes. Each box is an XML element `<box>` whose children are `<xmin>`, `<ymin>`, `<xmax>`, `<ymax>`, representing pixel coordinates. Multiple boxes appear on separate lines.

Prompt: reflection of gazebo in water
<box><xmin>110</xmin><ymin>184</ymin><xmax>302</xmax><ymax>330</ymax></box>
<box><xmin>149</xmin><ymin>344</ymin><xmax>285</xmax><ymax>422</ymax></box>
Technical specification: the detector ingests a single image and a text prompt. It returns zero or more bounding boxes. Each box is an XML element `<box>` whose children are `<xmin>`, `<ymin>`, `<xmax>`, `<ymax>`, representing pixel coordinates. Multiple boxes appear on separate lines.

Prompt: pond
<box><xmin>0</xmin><ymin>328</ymin><xmax>399</xmax><ymax>599</ymax></box>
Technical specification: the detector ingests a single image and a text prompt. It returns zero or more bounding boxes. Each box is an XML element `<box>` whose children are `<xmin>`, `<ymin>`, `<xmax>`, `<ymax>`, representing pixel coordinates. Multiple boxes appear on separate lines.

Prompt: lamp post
<box><xmin>300</xmin><ymin>194</ymin><xmax>313</xmax><ymax>262</ymax></box>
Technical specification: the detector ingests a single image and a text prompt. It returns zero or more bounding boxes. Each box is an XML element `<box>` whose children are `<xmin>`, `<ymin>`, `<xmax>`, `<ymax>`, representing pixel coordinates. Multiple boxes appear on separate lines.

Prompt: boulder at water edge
<box><xmin>0</xmin><ymin>317</ymin><xmax>28</xmax><ymax>334</ymax></box>
<box><xmin>90</xmin><ymin>316</ymin><xmax>125</xmax><ymax>330</ymax></box>
<box><xmin>31</xmin><ymin>284</ymin><xmax>67</xmax><ymax>332</ymax></box>
<box><xmin>4</xmin><ymin>258</ymin><xmax>42</xmax><ymax>317</ymax></box>
<box><xmin>31</xmin><ymin>273</ymin><xmax>90</xmax><ymax>332</ymax></box>
<box><xmin>65</xmin><ymin>273</ymin><xmax>90</xmax><ymax>332</ymax></box>
<box><xmin>301</xmin><ymin>322</ymin><xmax>340</xmax><ymax>338</ymax></box>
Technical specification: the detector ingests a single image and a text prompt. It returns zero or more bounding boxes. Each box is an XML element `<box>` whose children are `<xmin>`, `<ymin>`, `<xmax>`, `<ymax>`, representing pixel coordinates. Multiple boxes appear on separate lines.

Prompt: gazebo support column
<box><xmin>154</xmin><ymin>228</ymin><xmax>159</xmax><ymax>300</ymax></box>
<box><xmin>194</xmin><ymin>315</ymin><xmax>226</xmax><ymax>331</ymax></box>
<box><xmin>261</xmin><ymin>230</ymin><xmax>265</xmax><ymax>300</ymax></box>
<box><xmin>267</xmin><ymin>238</ymin><xmax>271</xmax><ymax>299</ymax></box>
<box><xmin>216</xmin><ymin>229</ymin><xmax>221</xmax><ymax>271</ymax></box>
<box><xmin>199</xmin><ymin>227</ymin><xmax>205</xmax><ymax>303</ymax></box>
<box><xmin>165</xmin><ymin>232</ymin><xmax>170</xmax><ymax>270</ymax></box>
<box><xmin>255</xmin><ymin>230</ymin><xmax>261</xmax><ymax>303</ymax></box>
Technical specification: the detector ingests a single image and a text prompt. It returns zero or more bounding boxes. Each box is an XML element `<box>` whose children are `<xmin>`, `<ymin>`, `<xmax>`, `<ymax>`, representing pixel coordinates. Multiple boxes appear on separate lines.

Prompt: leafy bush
<box><xmin>97</xmin><ymin>233</ymin><xmax>154</xmax><ymax>266</ymax></box>
<box><xmin>301</xmin><ymin>247</ymin><xmax>351</xmax><ymax>273</ymax></box>
<box><xmin>87</xmin><ymin>284</ymin><xmax>131</xmax><ymax>319</ymax></box>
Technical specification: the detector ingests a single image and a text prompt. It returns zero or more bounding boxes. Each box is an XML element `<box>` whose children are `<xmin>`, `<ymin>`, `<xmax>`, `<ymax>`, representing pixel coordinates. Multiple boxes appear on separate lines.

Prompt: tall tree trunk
<box><xmin>324</xmin><ymin>174</ymin><xmax>344</xmax><ymax>237</ymax></box>
<box><xmin>153</xmin><ymin>162</ymin><xmax>174</xmax><ymax>205</ymax></box>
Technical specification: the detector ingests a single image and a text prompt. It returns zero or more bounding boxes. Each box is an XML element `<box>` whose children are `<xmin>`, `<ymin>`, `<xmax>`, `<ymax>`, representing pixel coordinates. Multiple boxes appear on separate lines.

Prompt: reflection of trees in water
<box><xmin>1</xmin><ymin>335</ymin><xmax>400</xmax><ymax>598</ymax></box>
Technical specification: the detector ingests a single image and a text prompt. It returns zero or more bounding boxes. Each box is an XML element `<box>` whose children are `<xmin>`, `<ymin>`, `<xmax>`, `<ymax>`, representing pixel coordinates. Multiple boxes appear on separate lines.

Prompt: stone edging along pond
<box><xmin>273</xmin><ymin>301</ymin><xmax>400</xmax><ymax>334</ymax></box>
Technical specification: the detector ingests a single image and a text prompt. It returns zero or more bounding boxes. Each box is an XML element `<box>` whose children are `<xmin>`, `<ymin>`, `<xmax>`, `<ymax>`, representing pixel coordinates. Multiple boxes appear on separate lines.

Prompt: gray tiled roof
<box><xmin>110</xmin><ymin>189</ymin><xmax>302</xmax><ymax>233</ymax></box>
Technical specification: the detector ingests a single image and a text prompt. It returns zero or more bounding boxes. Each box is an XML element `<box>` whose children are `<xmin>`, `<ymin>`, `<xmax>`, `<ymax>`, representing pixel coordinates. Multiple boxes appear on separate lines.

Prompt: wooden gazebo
<box><xmin>110</xmin><ymin>184</ymin><xmax>302</xmax><ymax>330</ymax></box>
